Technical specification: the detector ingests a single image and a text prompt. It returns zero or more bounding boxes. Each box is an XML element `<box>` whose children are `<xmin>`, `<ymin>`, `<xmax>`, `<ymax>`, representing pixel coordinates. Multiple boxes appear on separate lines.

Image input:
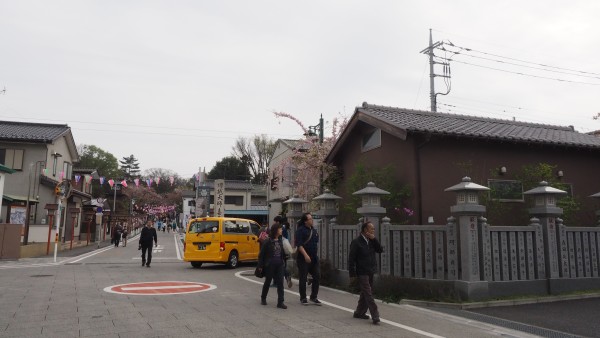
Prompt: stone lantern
<box><xmin>283</xmin><ymin>195</ymin><xmax>308</xmax><ymax>246</ymax></box>
<box><xmin>524</xmin><ymin>181</ymin><xmax>567</xmax><ymax>278</ymax></box>
<box><xmin>313</xmin><ymin>189</ymin><xmax>342</xmax><ymax>260</ymax></box>
<box><xmin>590</xmin><ymin>191</ymin><xmax>600</xmax><ymax>226</ymax></box>
<box><xmin>352</xmin><ymin>182</ymin><xmax>389</xmax><ymax>240</ymax></box>
<box><xmin>444</xmin><ymin>177</ymin><xmax>489</xmax><ymax>285</ymax></box>
<box><xmin>283</xmin><ymin>194</ymin><xmax>308</xmax><ymax>219</ymax></box>
<box><xmin>444</xmin><ymin>176</ymin><xmax>490</xmax><ymax>214</ymax></box>
<box><xmin>313</xmin><ymin>189</ymin><xmax>342</xmax><ymax>218</ymax></box>
<box><xmin>524</xmin><ymin>181</ymin><xmax>567</xmax><ymax>216</ymax></box>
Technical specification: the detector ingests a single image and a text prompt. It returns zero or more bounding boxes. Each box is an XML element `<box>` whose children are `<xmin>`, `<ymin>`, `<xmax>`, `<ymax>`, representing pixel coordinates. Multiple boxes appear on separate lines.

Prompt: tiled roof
<box><xmin>0</xmin><ymin>121</ymin><xmax>70</xmax><ymax>142</ymax></box>
<box><xmin>358</xmin><ymin>103</ymin><xmax>600</xmax><ymax>149</ymax></box>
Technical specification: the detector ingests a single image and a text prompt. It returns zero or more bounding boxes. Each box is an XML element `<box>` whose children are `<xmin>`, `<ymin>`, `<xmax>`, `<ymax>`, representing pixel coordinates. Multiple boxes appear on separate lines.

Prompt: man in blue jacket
<box><xmin>295</xmin><ymin>213</ymin><xmax>321</xmax><ymax>305</ymax></box>
<box><xmin>348</xmin><ymin>221</ymin><xmax>383</xmax><ymax>325</ymax></box>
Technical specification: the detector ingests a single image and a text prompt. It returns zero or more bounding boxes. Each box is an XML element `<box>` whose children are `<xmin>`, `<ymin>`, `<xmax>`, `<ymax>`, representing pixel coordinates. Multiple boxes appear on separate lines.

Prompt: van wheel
<box><xmin>226</xmin><ymin>251</ymin><xmax>239</xmax><ymax>269</ymax></box>
<box><xmin>191</xmin><ymin>262</ymin><xmax>202</xmax><ymax>268</ymax></box>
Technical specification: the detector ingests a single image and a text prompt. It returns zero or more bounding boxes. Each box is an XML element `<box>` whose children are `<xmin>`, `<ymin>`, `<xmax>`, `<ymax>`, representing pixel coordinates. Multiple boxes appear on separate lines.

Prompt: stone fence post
<box><xmin>524</xmin><ymin>181</ymin><xmax>567</xmax><ymax>279</ymax></box>
<box><xmin>591</xmin><ymin>192</ymin><xmax>600</xmax><ymax>226</ymax></box>
<box><xmin>445</xmin><ymin>177</ymin><xmax>490</xmax><ymax>300</ymax></box>
<box><xmin>312</xmin><ymin>189</ymin><xmax>342</xmax><ymax>262</ymax></box>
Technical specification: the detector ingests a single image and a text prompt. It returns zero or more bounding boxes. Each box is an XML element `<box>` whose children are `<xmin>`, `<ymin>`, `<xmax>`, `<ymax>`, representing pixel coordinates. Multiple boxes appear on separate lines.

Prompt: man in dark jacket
<box><xmin>139</xmin><ymin>220</ymin><xmax>158</xmax><ymax>267</ymax></box>
<box><xmin>348</xmin><ymin>221</ymin><xmax>383</xmax><ymax>325</ymax></box>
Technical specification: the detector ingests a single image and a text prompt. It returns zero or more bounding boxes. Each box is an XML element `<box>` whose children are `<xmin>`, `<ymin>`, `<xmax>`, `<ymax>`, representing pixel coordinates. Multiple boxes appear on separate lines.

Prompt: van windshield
<box><xmin>188</xmin><ymin>221</ymin><xmax>219</xmax><ymax>234</ymax></box>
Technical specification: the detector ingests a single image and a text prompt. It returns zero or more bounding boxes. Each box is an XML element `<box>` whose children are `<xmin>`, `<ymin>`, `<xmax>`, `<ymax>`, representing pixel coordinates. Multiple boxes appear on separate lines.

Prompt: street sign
<box><xmin>103</xmin><ymin>281</ymin><xmax>215</xmax><ymax>295</ymax></box>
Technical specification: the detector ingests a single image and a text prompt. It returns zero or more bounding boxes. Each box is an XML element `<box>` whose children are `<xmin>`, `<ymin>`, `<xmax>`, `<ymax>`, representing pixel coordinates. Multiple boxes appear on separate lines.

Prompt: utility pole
<box><xmin>420</xmin><ymin>29</ymin><xmax>450</xmax><ymax>112</ymax></box>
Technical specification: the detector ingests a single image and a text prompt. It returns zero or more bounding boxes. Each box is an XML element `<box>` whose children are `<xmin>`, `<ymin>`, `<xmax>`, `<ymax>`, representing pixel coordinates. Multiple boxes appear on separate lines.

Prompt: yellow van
<box><xmin>183</xmin><ymin>217</ymin><xmax>262</xmax><ymax>268</ymax></box>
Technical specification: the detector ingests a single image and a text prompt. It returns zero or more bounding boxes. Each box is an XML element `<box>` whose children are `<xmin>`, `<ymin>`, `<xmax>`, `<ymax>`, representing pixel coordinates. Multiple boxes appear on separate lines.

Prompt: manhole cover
<box><xmin>30</xmin><ymin>274</ymin><xmax>53</xmax><ymax>278</ymax></box>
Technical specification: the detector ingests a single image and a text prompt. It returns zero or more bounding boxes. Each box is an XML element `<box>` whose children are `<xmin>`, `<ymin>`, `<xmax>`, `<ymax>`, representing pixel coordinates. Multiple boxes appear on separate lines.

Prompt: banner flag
<box><xmin>100</xmin><ymin>177</ymin><xmax>105</xmax><ymax>185</ymax></box>
<box><xmin>108</xmin><ymin>179</ymin><xmax>114</xmax><ymax>188</ymax></box>
<box><xmin>134</xmin><ymin>178</ymin><xmax>140</xmax><ymax>187</ymax></box>
<box><xmin>75</xmin><ymin>175</ymin><xmax>81</xmax><ymax>183</ymax></box>
<box><xmin>121</xmin><ymin>180</ymin><xmax>128</xmax><ymax>188</ymax></box>
<box><xmin>169</xmin><ymin>176</ymin><xmax>174</xmax><ymax>186</ymax></box>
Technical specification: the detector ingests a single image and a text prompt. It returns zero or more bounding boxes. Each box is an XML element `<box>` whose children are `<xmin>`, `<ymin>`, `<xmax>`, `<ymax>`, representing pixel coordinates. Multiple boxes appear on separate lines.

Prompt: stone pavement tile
<box><xmin>45</xmin><ymin>311</ymin><xmax>81</xmax><ymax>321</ymax></box>
<box><xmin>117</xmin><ymin>326</ymin><xmax>193</xmax><ymax>338</ymax></box>
<box><xmin>0</xmin><ymin>326</ymin><xmax>42</xmax><ymax>338</ymax></box>
<box><xmin>77</xmin><ymin>307</ymin><xmax>111</xmax><ymax>316</ymax></box>
<box><xmin>41</xmin><ymin>326</ymin><xmax>80</xmax><ymax>337</ymax></box>
<box><xmin>112</xmin><ymin>323</ymin><xmax>153</xmax><ymax>334</ymax></box>
<box><xmin>78</xmin><ymin>318</ymin><xmax>114</xmax><ymax>330</ymax></box>
<box><xmin>5</xmin><ymin>321</ymin><xmax>44</xmax><ymax>331</ymax></box>
<box><xmin>185</xmin><ymin>327</ymin><xmax>235</xmax><ymax>337</ymax></box>
<box><xmin>315</xmin><ymin>318</ymin><xmax>375</xmax><ymax>334</ymax></box>
<box><xmin>77</xmin><ymin>309</ymin><xmax>112</xmax><ymax>323</ymax></box>
<box><xmin>284</xmin><ymin>319</ymin><xmax>334</xmax><ymax>335</ymax></box>
<box><xmin>80</xmin><ymin>324</ymin><xmax>118</xmax><ymax>337</ymax></box>
<box><xmin>147</xmin><ymin>319</ymin><xmax>189</xmax><ymax>330</ymax></box>
<box><xmin>10</xmin><ymin>313</ymin><xmax>45</xmax><ymax>322</ymax></box>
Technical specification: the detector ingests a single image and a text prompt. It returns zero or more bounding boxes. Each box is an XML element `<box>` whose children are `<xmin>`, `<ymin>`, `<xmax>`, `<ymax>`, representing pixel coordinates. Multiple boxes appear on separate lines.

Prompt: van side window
<box><xmin>250</xmin><ymin>222</ymin><xmax>260</xmax><ymax>236</ymax></box>
<box><xmin>189</xmin><ymin>221</ymin><xmax>219</xmax><ymax>233</ymax></box>
<box><xmin>237</xmin><ymin>221</ymin><xmax>250</xmax><ymax>234</ymax></box>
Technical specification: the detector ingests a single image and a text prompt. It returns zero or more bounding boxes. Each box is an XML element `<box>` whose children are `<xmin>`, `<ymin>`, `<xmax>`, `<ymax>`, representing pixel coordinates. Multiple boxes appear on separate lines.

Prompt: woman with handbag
<box><xmin>257</xmin><ymin>223</ymin><xmax>287</xmax><ymax>309</ymax></box>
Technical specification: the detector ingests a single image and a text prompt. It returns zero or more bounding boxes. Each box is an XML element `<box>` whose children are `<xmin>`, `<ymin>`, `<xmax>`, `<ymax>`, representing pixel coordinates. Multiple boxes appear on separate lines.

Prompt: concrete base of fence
<box><xmin>454</xmin><ymin>280</ymin><xmax>489</xmax><ymax>301</ymax></box>
<box><xmin>548</xmin><ymin>277</ymin><xmax>600</xmax><ymax>295</ymax></box>
<box><xmin>488</xmin><ymin>280</ymin><xmax>548</xmax><ymax>298</ymax></box>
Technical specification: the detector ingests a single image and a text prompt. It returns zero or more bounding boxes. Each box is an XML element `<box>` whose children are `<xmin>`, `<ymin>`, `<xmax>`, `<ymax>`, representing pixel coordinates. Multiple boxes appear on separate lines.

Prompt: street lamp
<box><xmin>304</xmin><ymin>114</ymin><xmax>324</xmax><ymax>193</ymax></box>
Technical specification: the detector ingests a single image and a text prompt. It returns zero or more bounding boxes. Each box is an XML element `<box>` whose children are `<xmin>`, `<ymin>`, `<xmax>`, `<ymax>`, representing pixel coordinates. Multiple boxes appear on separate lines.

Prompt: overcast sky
<box><xmin>1</xmin><ymin>1</ymin><xmax>599</xmax><ymax>179</ymax></box>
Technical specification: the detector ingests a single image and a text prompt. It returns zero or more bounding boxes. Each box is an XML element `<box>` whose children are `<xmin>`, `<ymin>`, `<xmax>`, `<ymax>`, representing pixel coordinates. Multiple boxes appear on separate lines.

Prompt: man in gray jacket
<box><xmin>348</xmin><ymin>221</ymin><xmax>383</xmax><ymax>325</ymax></box>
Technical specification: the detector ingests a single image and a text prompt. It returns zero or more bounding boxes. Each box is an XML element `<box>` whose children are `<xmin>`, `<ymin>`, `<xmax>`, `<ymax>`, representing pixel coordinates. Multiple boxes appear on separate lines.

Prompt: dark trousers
<box><xmin>261</xmin><ymin>261</ymin><xmax>284</xmax><ymax>305</ymax></box>
<box><xmin>113</xmin><ymin>236</ymin><xmax>119</xmax><ymax>247</ymax></box>
<box><xmin>141</xmin><ymin>244</ymin><xmax>153</xmax><ymax>265</ymax></box>
<box><xmin>356</xmin><ymin>274</ymin><xmax>379</xmax><ymax>319</ymax></box>
<box><xmin>297</xmin><ymin>256</ymin><xmax>320</xmax><ymax>300</ymax></box>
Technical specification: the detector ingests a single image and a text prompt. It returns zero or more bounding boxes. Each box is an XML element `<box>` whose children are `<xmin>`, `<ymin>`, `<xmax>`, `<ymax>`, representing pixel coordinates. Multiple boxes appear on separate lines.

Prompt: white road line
<box><xmin>174</xmin><ymin>234</ymin><xmax>182</xmax><ymax>260</ymax></box>
<box><xmin>234</xmin><ymin>270</ymin><xmax>444</xmax><ymax>338</ymax></box>
<box><xmin>121</xmin><ymin>285</ymin><xmax>203</xmax><ymax>291</ymax></box>
<box><xmin>67</xmin><ymin>244</ymin><xmax>114</xmax><ymax>263</ymax></box>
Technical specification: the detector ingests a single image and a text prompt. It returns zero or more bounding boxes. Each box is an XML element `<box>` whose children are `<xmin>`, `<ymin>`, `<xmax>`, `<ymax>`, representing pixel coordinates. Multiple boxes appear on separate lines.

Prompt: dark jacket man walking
<box><xmin>139</xmin><ymin>220</ymin><xmax>158</xmax><ymax>267</ymax></box>
<box><xmin>348</xmin><ymin>221</ymin><xmax>383</xmax><ymax>325</ymax></box>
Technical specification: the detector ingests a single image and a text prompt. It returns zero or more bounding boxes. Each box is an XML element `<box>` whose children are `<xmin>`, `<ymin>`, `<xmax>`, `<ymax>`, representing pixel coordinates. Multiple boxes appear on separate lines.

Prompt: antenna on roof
<box><xmin>0</xmin><ymin>87</ymin><xmax>6</xmax><ymax>95</ymax></box>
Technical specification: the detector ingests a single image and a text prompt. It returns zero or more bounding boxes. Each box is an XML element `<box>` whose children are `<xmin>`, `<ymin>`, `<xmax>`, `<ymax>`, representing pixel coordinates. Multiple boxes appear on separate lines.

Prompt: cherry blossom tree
<box><xmin>272</xmin><ymin>112</ymin><xmax>348</xmax><ymax>201</ymax></box>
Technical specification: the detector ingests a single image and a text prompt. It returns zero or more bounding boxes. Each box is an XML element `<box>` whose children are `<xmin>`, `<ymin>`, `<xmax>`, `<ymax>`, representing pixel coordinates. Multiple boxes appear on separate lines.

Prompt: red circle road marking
<box><xmin>104</xmin><ymin>281</ymin><xmax>216</xmax><ymax>295</ymax></box>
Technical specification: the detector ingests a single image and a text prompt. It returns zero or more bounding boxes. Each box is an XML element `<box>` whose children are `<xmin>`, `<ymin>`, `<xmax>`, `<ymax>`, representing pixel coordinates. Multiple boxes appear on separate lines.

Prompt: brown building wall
<box><xmin>332</xmin><ymin>128</ymin><xmax>600</xmax><ymax>226</ymax></box>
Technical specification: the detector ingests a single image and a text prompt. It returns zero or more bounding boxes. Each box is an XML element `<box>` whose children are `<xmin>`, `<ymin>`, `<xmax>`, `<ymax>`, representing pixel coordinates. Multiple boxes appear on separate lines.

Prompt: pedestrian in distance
<box><xmin>257</xmin><ymin>223</ymin><xmax>287</xmax><ymax>309</ymax></box>
<box><xmin>121</xmin><ymin>226</ymin><xmax>129</xmax><ymax>247</ymax></box>
<box><xmin>113</xmin><ymin>223</ymin><xmax>123</xmax><ymax>247</ymax></box>
<box><xmin>276</xmin><ymin>215</ymin><xmax>294</xmax><ymax>288</ymax></box>
<box><xmin>295</xmin><ymin>212</ymin><xmax>321</xmax><ymax>305</ymax></box>
<box><xmin>348</xmin><ymin>221</ymin><xmax>383</xmax><ymax>325</ymax></box>
<box><xmin>139</xmin><ymin>220</ymin><xmax>158</xmax><ymax>267</ymax></box>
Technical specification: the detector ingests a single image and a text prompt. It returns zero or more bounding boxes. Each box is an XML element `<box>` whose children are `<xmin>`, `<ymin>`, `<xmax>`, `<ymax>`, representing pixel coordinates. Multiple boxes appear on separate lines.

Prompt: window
<box><xmin>250</xmin><ymin>222</ymin><xmax>260</xmax><ymax>236</ymax></box>
<box><xmin>224</xmin><ymin>220</ymin><xmax>250</xmax><ymax>234</ymax></box>
<box><xmin>0</xmin><ymin>149</ymin><xmax>24</xmax><ymax>170</ymax></box>
<box><xmin>224</xmin><ymin>195</ymin><xmax>244</xmax><ymax>206</ymax></box>
<box><xmin>488</xmin><ymin>179</ymin><xmax>524</xmax><ymax>202</ymax></box>
<box><xmin>63</xmin><ymin>162</ymin><xmax>72</xmax><ymax>180</ymax></box>
<box><xmin>361</xmin><ymin>128</ymin><xmax>381</xmax><ymax>152</ymax></box>
<box><xmin>188</xmin><ymin>200</ymin><xmax>196</xmax><ymax>206</ymax></box>
<box><xmin>188</xmin><ymin>220</ymin><xmax>219</xmax><ymax>233</ymax></box>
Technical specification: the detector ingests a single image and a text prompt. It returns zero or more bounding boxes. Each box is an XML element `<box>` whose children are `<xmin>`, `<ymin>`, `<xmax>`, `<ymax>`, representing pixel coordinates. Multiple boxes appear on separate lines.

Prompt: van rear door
<box><xmin>186</xmin><ymin>220</ymin><xmax>221</xmax><ymax>261</ymax></box>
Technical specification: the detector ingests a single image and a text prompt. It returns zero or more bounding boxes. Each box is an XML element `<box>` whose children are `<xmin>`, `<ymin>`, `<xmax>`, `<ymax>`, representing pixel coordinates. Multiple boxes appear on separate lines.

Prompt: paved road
<box><xmin>0</xmin><ymin>230</ymin><xmax>584</xmax><ymax>337</ymax></box>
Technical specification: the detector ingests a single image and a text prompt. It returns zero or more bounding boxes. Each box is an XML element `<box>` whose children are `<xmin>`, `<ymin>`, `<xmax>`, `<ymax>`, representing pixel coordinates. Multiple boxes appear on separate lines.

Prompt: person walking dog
<box><xmin>348</xmin><ymin>221</ymin><xmax>383</xmax><ymax>325</ymax></box>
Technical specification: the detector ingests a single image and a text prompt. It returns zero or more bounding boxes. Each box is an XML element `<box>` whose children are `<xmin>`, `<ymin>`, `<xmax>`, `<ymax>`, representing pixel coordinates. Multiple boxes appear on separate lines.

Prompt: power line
<box><xmin>447</xmin><ymin>43</ymin><xmax>600</xmax><ymax>77</ymax></box>
<box><xmin>437</xmin><ymin>48</ymin><xmax>600</xmax><ymax>80</ymax></box>
<box><xmin>448</xmin><ymin>59</ymin><xmax>600</xmax><ymax>86</ymax></box>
